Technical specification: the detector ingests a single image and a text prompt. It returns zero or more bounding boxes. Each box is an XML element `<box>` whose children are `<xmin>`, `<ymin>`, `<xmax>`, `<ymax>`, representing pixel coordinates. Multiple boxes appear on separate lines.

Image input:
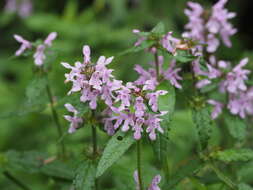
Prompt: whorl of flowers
<box><xmin>62</xmin><ymin>45</ymin><xmax>169</xmax><ymax>140</ymax></box>
<box><xmin>183</xmin><ymin>0</ymin><xmax>236</xmax><ymax>53</ymax></box>
<box><xmin>14</xmin><ymin>32</ymin><xmax>57</xmax><ymax>66</ymax></box>
<box><xmin>195</xmin><ymin>56</ymin><xmax>252</xmax><ymax>119</ymax></box>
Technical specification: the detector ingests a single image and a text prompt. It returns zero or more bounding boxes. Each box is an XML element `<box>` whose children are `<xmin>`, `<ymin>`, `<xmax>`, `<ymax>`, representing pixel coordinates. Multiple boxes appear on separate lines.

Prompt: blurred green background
<box><xmin>0</xmin><ymin>0</ymin><xmax>253</xmax><ymax>189</ymax></box>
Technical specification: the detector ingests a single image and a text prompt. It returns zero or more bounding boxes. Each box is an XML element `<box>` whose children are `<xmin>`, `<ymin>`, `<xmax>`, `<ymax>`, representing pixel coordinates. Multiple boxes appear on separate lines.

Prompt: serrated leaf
<box><xmin>225</xmin><ymin>115</ymin><xmax>247</xmax><ymax>141</ymax></box>
<box><xmin>152</xmin><ymin>82</ymin><xmax>175</xmax><ymax>163</ymax></box>
<box><xmin>211</xmin><ymin>149</ymin><xmax>253</xmax><ymax>163</ymax></box>
<box><xmin>4</xmin><ymin>150</ymin><xmax>74</xmax><ymax>180</ymax></box>
<box><xmin>151</xmin><ymin>22</ymin><xmax>165</xmax><ymax>35</ymax></box>
<box><xmin>208</xmin><ymin>163</ymin><xmax>236</xmax><ymax>189</ymax></box>
<box><xmin>192</xmin><ymin>106</ymin><xmax>212</xmax><ymax>151</ymax></box>
<box><xmin>96</xmin><ymin>131</ymin><xmax>135</xmax><ymax>177</ymax></box>
<box><xmin>26</xmin><ymin>75</ymin><xmax>48</xmax><ymax>106</ymax></box>
<box><xmin>239</xmin><ymin>183</ymin><xmax>253</xmax><ymax>190</ymax></box>
<box><xmin>163</xmin><ymin>158</ymin><xmax>203</xmax><ymax>189</ymax></box>
<box><xmin>73</xmin><ymin>161</ymin><xmax>96</xmax><ymax>190</ymax></box>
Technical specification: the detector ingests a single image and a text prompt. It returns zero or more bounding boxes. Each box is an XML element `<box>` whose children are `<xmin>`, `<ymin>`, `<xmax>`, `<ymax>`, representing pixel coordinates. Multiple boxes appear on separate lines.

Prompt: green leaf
<box><xmin>208</xmin><ymin>163</ymin><xmax>237</xmax><ymax>189</ymax></box>
<box><xmin>152</xmin><ymin>132</ymin><xmax>170</xmax><ymax>162</ymax></box>
<box><xmin>190</xmin><ymin>177</ymin><xmax>208</xmax><ymax>190</ymax></box>
<box><xmin>192</xmin><ymin>106</ymin><xmax>212</xmax><ymax>151</ymax></box>
<box><xmin>26</xmin><ymin>75</ymin><xmax>48</xmax><ymax>106</ymax></box>
<box><xmin>200</xmin><ymin>83</ymin><xmax>218</xmax><ymax>93</ymax></box>
<box><xmin>152</xmin><ymin>82</ymin><xmax>175</xmax><ymax>163</ymax></box>
<box><xmin>173</xmin><ymin>50</ymin><xmax>196</xmax><ymax>63</ymax></box>
<box><xmin>163</xmin><ymin>158</ymin><xmax>203</xmax><ymax>189</ymax></box>
<box><xmin>73</xmin><ymin>161</ymin><xmax>96</xmax><ymax>190</ymax></box>
<box><xmin>239</xmin><ymin>183</ymin><xmax>253</xmax><ymax>190</ymax></box>
<box><xmin>225</xmin><ymin>114</ymin><xmax>247</xmax><ymax>141</ymax></box>
<box><xmin>0</xmin><ymin>76</ymin><xmax>48</xmax><ymax>119</ymax></box>
<box><xmin>96</xmin><ymin>131</ymin><xmax>135</xmax><ymax>177</ymax></box>
<box><xmin>4</xmin><ymin>150</ymin><xmax>74</xmax><ymax>180</ymax></box>
<box><xmin>211</xmin><ymin>149</ymin><xmax>253</xmax><ymax>163</ymax></box>
<box><xmin>118</xmin><ymin>40</ymin><xmax>155</xmax><ymax>56</ymax></box>
<box><xmin>157</xmin><ymin>81</ymin><xmax>176</xmax><ymax>123</ymax></box>
<box><xmin>151</xmin><ymin>22</ymin><xmax>165</xmax><ymax>35</ymax></box>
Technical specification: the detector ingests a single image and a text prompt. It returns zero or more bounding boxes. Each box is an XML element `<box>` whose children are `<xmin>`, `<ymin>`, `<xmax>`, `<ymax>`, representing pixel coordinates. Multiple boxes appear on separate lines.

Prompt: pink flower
<box><xmin>44</xmin><ymin>32</ymin><xmax>57</xmax><ymax>46</ymax></box>
<box><xmin>161</xmin><ymin>31</ymin><xmax>180</xmax><ymax>54</ymax></box>
<box><xmin>145</xmin><ymin>112</ymin><xmax>166</xmax><ymax>140</ymax></box>
<box><xmin>13</xmin><ymin>34</ymin><xmax>32</xmax><ymax>56</ymax></box>
<box><xmin>5</xmin><ymin>0</ymin><xmax>32</xmax><ymax>18</ymax></box>
<box><xmin>227</xmin><ymin>87</ymin><xmax>253</xmax><ymax>118</ymax></box>
<box><xmin>64</xmin><ymin>103</ymin><xmax>83</xmax><ymax>133</ymax></box>
<box><xmin>33</xmin><ymin>45</ymin><xmax>46</xmax><ymax>66</ymax></box>
<box><xmin>146</xmin><ymin>90</ymin><xmax>168</xmax><ymax>112</ymax></box>
<box><xmin>134</xmin><ymin>97</ymin><xmax>146</xmax><ymax>117</ymax></box>
<box><xmin>196</xmin><ymin>79</ymin><xmax>211</xmax><ymax>89</ymax></box>
<box><xmin>83</xmin><ymin>45</ymin><xmax>91</xmax><ymax>63</ymax></box>
<box><xmin>221</xmin><ymin>58</ymin><xmax>250</xmax><ymax>94</ymax></box>
<box><xmin>132</xmin><ymin>29</ymin><xmax>147</xmax><ymax>47</ymax></box>
<box><xmin>134</xmin><ymin>171</ymin><xmax>161</xmax><ymax>190</ymax></box>
<box><xmin>207</xmin><ymin>99</ymin><xmax>224</xmax><ymax>119</ymax></box>
<box><xmin>163</xmin><ymin>60</ymin><xmax>182</xmax><ymax>89</ymax></box>
<box><xmin>207</xmin><ymin>0</ymin><xmax>237</xmax><ymax>48</ymax></box>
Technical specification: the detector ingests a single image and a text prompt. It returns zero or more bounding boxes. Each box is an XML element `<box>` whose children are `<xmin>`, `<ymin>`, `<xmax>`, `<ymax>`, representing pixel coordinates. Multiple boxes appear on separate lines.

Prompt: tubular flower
<box><xmin>14</xmin><ymin>34</ymin><xmax>32</xmax><ymax>56</ymax></box>
<box><xmin>227</xmin><ymin>87</ymin><xmax>253</xmax><ymax>118</ymax></box>
<box><xmin>64</xmin><ymin>103</ymin><xmax>83</xmax><ymax>133</ymax></box>
<box><xmin>14</xmin><ymin>32</ymin><xmax>57</xmax><ymax>66</ymax></box>
<box><xmin>220</xmin><ymin>58</ymin><xmax>250</xmax><ymax>94</ymax></box>
<box><xmin>33</xmin><ymin>32</ymin><xmax>57</xmax><ymax>66</ymax></box>
<box><xmin>207</xmin><ymin>100</ymin><xmax>224</xmax><ymax>119</ymax></box>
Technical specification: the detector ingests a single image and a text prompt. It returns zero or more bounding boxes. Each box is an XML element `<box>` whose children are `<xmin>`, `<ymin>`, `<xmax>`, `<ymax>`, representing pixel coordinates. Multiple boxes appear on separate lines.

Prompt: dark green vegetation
<box><xmin>1</xmin><ymin>0</ymin><xmax>253</xmax><ymax>189</ymax></box>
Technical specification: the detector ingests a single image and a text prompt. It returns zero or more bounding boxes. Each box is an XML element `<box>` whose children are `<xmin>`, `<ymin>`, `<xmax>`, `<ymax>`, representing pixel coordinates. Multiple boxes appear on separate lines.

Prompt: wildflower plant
<box><xmin>1</xmin><ymin>0</ymin><xmax>253</xmax><ymax>190</ymax></box>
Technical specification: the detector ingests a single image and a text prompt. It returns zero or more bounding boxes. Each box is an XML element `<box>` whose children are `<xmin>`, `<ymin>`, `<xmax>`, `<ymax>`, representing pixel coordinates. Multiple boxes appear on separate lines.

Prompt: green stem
<box><xmin>3</xmin><ymin>171</ymin><xmax>31</xmax><ymax>190</ymax></box>
<box><xmin>137</xmin><ymin>140</ymin><xmax>144</xmax><ymax>190</ymax></box>
<box><xmin>46</xmin><ymin>83</ymin><xmax>66</xmax><ymax>158</ymax></box>
<box><xmin>91</xmin><ymin>125</ymin><xmax>97</xmax><ymax>158</ymax></box>
<box><xmin>91</xmin><ymin>124</ymin><xmax>98</xmax><ymax>189</ymax></box>
<box><xmin>154</xmin><ymin>52</ymin><xmax>160</xmax><ymax>79</ymax></box>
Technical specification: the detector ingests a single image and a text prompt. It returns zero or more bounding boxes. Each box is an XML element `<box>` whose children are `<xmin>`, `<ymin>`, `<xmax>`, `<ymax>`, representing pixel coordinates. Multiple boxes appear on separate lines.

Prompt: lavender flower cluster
<box><xmin>14</xmin><ymin>32</ymin><xmax>57</xmax><ymax>66</ymax></box>
<box><xmin>183</xmin><ymin>0</ymin><xmax>236</xmax><ymax>53</ymax></box>
<box><xmin>183</xmin><ymin>0</ymin><xmax>253</xmax><ymax>119</ymax></box>
<box><xmin>131</xmin><ymin>0</ymin><xmax>253</xmax><ymax>120</ymax></box>
<box><xmin>62</xmin><ymin>46</ymin><xmax>169</xmax><ymax>140</ymax></box>
<box><xmin>4</xmin><ymin>0</ymin><xmax>32</xmax><ymax>18</ymax></box>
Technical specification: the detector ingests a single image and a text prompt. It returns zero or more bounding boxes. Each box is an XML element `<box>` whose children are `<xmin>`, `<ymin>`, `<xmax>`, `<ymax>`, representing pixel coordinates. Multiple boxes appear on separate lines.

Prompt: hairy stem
<box><xmin>46</xmin><ymin>83</ymin><xmax>66</xmax><ymax>158</ymax></box>
<box><xmin>137</xmin><ymin>140</ymin><xmax>144</xmax><ymax>190</ymax></box>
<box><xmin>3</xmin><ymin>171</ymin><xmax>31</xmax><ymax>190</ymax></box>
<box><xmin>154</xmin><ymin>52</ymin><xmax>160</xmax><ymax>79</ymax></box>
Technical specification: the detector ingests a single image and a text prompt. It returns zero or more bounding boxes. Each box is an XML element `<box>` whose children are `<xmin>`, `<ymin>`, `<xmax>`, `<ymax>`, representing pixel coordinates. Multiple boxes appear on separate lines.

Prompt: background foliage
<box><xmin>0</xmin><ymin>0</ymin><xmax>253</xmax><ymax>189</ymax></box>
